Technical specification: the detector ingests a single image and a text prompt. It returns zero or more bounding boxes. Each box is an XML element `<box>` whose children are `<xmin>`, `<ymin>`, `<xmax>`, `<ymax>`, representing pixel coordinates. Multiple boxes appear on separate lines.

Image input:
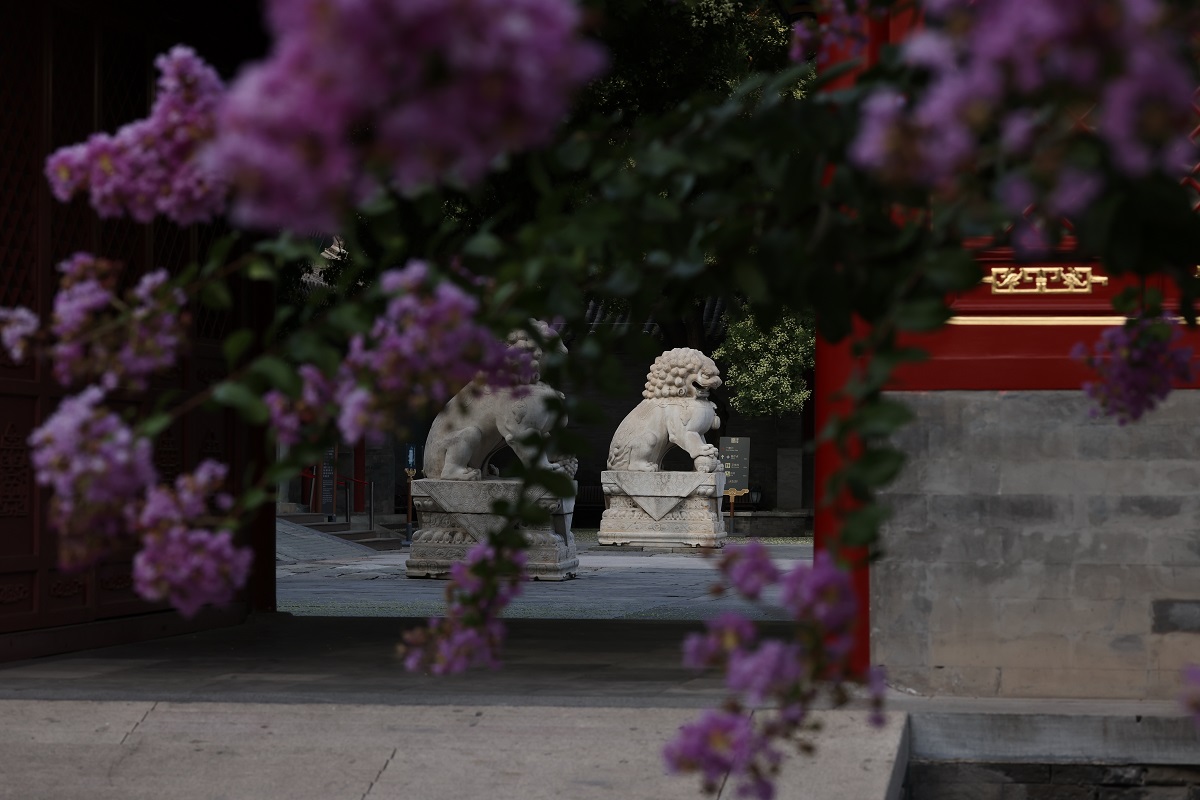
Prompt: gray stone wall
<box><xmin>874</xmin><ymin>390</ymin><xmax>1200</xmax><ymax>699</ymax></box>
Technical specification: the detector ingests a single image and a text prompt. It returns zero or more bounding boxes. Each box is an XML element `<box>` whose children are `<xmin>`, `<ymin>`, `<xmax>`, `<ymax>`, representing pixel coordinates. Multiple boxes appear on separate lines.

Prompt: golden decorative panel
<box><xmin>983</xmin><ymin>266</ymin><xmax>1109</xmax><ymax>294</ymax></box>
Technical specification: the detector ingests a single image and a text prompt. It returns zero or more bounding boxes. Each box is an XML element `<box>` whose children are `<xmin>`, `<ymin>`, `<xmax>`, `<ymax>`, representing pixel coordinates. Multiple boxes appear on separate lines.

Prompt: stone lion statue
<box><xmin>423</xmin><ymin>322</ymin><xmax>578</xmax><ymax>481</ymax></box>
<box><xmin>606</xmin><ymin>348</ymin><xmax>723</xmax><ymax>472</ymax></box>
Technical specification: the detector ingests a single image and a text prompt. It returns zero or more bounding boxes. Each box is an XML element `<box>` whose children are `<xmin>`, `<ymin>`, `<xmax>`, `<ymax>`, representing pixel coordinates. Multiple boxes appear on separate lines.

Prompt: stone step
<box><xmin>277</xmin><ymin>513</ymin><xmax>328</xmax><ymax>525</ymax></box>
<box><xmin>353</xmin><ymin>537</ymin><xmax>407</xmax><ymax>552</ymax></box>
<box><xmin>330</xmin><ymin>528</ymin><xmax>386</xmax><ymax>542</ymax></box>
<box><xmin>305</xmin><ymin>521</ymin><xmax>351</xmax><ymax>533</ymax></box>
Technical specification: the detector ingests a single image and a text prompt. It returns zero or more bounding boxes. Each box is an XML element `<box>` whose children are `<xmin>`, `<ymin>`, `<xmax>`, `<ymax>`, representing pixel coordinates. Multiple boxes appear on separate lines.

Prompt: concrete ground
<box><xmin>0</xmin><ymin>527</ymin><xmax>1191</xmax><ymax>799</ymax></box>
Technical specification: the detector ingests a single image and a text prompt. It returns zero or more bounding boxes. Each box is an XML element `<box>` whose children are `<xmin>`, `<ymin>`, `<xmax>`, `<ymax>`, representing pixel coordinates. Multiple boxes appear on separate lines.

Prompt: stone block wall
<box><xmin>873</xmin><ymin>390</ymin><xmax>1200</xmax><ymax>699</ymax></box>
<box><xmin>906</xmin><ymin>762</ymin><xmax>1200</xmax><ymax>800</ymax></box>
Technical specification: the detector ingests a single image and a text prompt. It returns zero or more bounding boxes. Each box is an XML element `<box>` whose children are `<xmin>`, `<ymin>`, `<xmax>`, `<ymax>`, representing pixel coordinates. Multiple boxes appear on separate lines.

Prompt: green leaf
<box><xmin>240</xmin><ymin>487</ymin><xmax>270</xmax><ymax>511</ymax></box>
<box><xmin>923</xmin><ymin>249</ymin><xmax>981</xmax><ymax>292</ymax></box>
<box><xmin>853</xmin><ymin>398</ymin><xmax>915</xmax><ymax>437</ymax></box>
<box><xmin>250</xmin><ymin>355</ymin><xmax>302</xmax><ymax>395</ymax></box>
<box><xmin>327</xmin><ymin>304</ymin><xmax>372</xmax><ymax>335</ymax></box>
<box><xmin>531</xmin><ymin>470</ymin><xmax>577</xmax><ymax>499</ymax></box>
<box><xmin>138</xmin><ymin>413</ymin><xmax>174</xmax><ymax>438</ymax></box>
<box><xmin>556</xmin><ymin>136</ymin><xmax>592</xmax><ymax>172</ymax></box>
<box><xmin>839</xmin><ymin>504</ymin><xmax>891</xmax><ymax>547</ymax></box>
<box><xmin>850</xmin><ymin>447</ymin><xmax>906</xmax><ymax>488</ymax></box>
<box><xmin>200</xmin><ymin>233</ymin><xmax>238</xmax><ymax>278</ymax></box>
<box><xmin>245</xmin><ymin>258</ymin><xmax>278</xmax><ymax>282</ymax></box>
<box><xmin>213</xmin><ymin>381</ymin><xmax>270</xmax><ymax>425</ymax></box>
<box><xmin>222</xmin><ymin>329</ymin><xmax>255</xmax><ymax>367</ymax></box>
<box><xmin>199</xmin><ymin>280</ymin><xmax>233</xmax><ymax>310</ymax></box>
<box><xmin>255</xmin><ymin>233</ymin><xmax>320</xmax><ymax>263</ymax></box>
<box><xmin>894</xmin><ymin>297</ymin><xmax>951</xmax><ymax>332</ymax></box>
<box><xmin>463</xmin><ymin>231</ymin><xmax>504</xmax><ymax>259</ymax></box>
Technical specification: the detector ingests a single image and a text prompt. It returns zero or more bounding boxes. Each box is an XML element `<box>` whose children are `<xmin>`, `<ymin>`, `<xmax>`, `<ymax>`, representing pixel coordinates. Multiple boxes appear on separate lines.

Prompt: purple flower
<box><xmin>402</xmin><ymin>541</ymin><xmax>527</xmax><ymax>675</ymax></box>
<box><xmin>43</xmin><ymin>46</ymin><xmax>228</xmax><ymax>225</ymax></box>
<box><xmin>1046</xmin><ymin>167</ymin><xmax>1105</xmax><ymax>218</ymax></box>
<box><xmin>29</xmin><ymin>386</ymin><xmax>158</xmax><ymax>570</ymax></box>
<box><xmin>1075</xmin><ymin>314</ymin><xmax>1194</xmax><ymax>424</ymax></box>
<box><xmin>866</xmin><ymin>665</ymin><xmax>887</xmax><ymax>727</ymax></box>
<box><xmin>0</xmin><ymin>306</ymin><xmax>39</xmax><ymax>363</ymax></box>
<box><xmin>902</xmin><ymin>31</ymin><xmax>957</xmax><ymax>72</ymax></box>
<box><xmin>1182</xmin><ymin>664</ymin><xmax>1200</xmax><ymax>730</ymax></box>
<box><xmin>663</xmin><ymin>710</ymin><xmax>780</xmax><ymax>799</ymax></box>
<box><xmin>682</xmin><ymin>612</ymin><xmax>757</xmax><ymax>669</ymax></box>
<box><xmin>47</xmin><ymin>255</ymin><xmax>188</xmax><ymax>391</ymax></box>
<box><xmin>779</xmin><ymin>552</ymin><xmax>857</xmax><ymax>635</ymax></box>
<box><xmin>133</xmin><ymin>526</ymin><xmax>252</xmax><ymax>618</ymax></box>
<box><xmin>209</xmin><ymin>0</ymin><xmax>607</xmax><ymax>233</ymax></box>
<box><xmin>1099</xmin><ymin>44</ymin><xmax>1196</xmax><ymax>177</ymax></box>
<box><xmin>718</xmin><ymin>542</ymin><xmax>780</xmax><ymax>600</ymax></box>
<box><xmin>330</xmin><ymin>261</ymin><xmax>520</xmax><ymax>445</ymax></box>
<box><xmin>725</xmin><ymin>639</ymin><xmax>805</xmax><ymax>705</ymax></box>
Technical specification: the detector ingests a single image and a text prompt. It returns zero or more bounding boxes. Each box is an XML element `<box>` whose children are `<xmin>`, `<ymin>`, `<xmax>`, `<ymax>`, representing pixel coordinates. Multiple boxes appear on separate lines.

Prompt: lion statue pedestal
<box><xmin>599</xmin><ymin>469</ymin><xmax>726</xmax><ymax>547</ymax></box>
<box><xmin>406</xmin><ymin>479</ymin><xmax>578</xmax><ymax>580</ymax></box>
<box><xmin>598</xmin><ymin>347</ymin><xmax>728</xmax><ymax>549</ymax></box>
<box><xmin>405</xmin><ymin>322</ymin><xmax>579</xmax><ymax>580</ymax></box>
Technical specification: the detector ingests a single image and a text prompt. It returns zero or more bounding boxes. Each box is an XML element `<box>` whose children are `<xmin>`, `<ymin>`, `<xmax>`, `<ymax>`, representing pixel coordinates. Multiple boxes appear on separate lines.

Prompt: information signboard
<box><xmin>320</xmin><ymin>446</ymin><xmax>337</xmax><ymax>512</ymax></box>
<box><xmin>719</xmin><ymin>437</ymin><xmax>750</xmax><ymax>491</ymax></box>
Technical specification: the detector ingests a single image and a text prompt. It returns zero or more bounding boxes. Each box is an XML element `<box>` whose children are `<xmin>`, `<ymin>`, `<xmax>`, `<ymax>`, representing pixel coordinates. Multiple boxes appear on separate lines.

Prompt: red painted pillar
<box><xmin>812</xmin><ymin>11</ymin><xmax>900</xmax><ymax>677</ymax></box>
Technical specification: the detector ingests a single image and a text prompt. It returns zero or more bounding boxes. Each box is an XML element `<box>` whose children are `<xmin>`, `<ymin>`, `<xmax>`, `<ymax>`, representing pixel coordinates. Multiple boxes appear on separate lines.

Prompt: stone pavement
<box><xmin>0</xmin><ymin>530</ymin><xmax>1192</xmax><ymax>799</ymax></box>
<box><xmin>276</xmin><ymin>543</ymin><xmax>814</xmax><ymax>620</ymax></box>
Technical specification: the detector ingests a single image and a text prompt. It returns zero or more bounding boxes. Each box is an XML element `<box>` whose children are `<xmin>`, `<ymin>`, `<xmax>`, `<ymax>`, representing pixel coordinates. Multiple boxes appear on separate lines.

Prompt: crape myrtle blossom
<box><xmin>400</xmin><ymin>543</ymin><xmax>527</xmax><ymax>675</ymax></box>
<box><xmin>209</xmin><ymin>0</ymin><xmax>607</xmax><ymax>233</ymax></box>
<box><xmin>44</xmin><ymin>47</ymin><xmax>228</xmax><ymax>226</ymax></box>
<box><xmin>717</xmin><ymin>541</ymin><xmax>780</xmax><ymax>600</ymax></box>
<box><xmin>131</xmin><ymin>461</ymin><xmax>252</xmax><ymax>618</ymax></box>
<box><xmin>264</xmin><ymin>261</ymin><xmax>519</xmax><ymax>448</ymax></box>
<box><xmin>1072</xmin><ymin>314</ymin><xmax>1195</xmax><ymax>425</ymax></box>
<box><xmin>49</xmin><ymin>254</ymin><xmax>189</xmax><ymax>391</ymax></box>
<box><xmin>1182</xmin><ymin>665</ymin><xmax>1200</xmax><ymax>730</ymax></box>
<box><xmin>29</xmin><ymin>389</ymin><xmax>252</xmax><ymax>616</ymax></box>
<box><xmin>0</xmin><ymin>306</ymin><xmax>39</xmax><ymax>363</ymax></box>
<box><xmin>663</xmin><ymin>710</ymin><xmax>782</xmax><ymax>800</ymax></box>
<box><xmin>668</xmin><ymin>545</ymin><xmax>882</xmax><ymax>799</ymax></box>
<box><xmin>845</xmin><ymin>0</ymin><xmax>1196</xmax><ymax>211</ymax></box>
<box><xmin>29</xmin><ymin>386</ymin><xmax>157</xmax><ymax>570</ymax></box>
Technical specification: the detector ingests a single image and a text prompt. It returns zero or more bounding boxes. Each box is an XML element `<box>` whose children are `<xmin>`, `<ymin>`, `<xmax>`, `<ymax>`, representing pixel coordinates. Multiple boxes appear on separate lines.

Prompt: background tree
<box><xmin>713</xmin><ymin>302</ymin><xmax>815</xmax><ymax>417</ymax></box>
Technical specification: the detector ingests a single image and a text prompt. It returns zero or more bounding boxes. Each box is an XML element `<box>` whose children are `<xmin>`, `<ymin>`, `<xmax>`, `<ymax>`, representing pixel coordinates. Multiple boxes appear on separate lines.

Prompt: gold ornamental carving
<box><xmin>983</xmin><ymin>266</ymin><xmax>1108</xmax><ymax>294</ymax></box>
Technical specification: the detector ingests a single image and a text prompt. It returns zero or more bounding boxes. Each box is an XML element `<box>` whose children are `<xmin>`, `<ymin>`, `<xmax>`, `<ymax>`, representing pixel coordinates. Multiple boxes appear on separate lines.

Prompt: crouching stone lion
<box><xmin>606</xmin><ymin>347</ymin><xmax>722</xmax><ymax>472</ymax></box>
<box><xmin>423</xmin><ymin>323</ymin><xmax>577</xmax><ymax>481</ymax></box>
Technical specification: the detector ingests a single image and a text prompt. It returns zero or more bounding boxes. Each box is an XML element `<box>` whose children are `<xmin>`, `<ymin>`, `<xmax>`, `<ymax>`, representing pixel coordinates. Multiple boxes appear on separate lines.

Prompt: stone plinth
<box><xmin>406</xmin><ymin>479</ymin><xmax>578</xmax><ymax>581</ymax></box>
<box><xmin>598</xmin><ymin>470</ymin><xmax>726</xmax><ymax>548</ymax></box>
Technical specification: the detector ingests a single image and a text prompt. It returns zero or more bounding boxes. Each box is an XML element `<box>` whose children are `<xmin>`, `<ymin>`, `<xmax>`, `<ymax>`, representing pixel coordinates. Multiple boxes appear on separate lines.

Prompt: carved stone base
<box><xmin>406</xmin><ymin>478</ymin><xmax>578</xmax><ymax>581</ymax></box>
<box><xmin>598</xmin><ymin>470</ymin><xmax>726</xmax><ymax>548</ymax></box>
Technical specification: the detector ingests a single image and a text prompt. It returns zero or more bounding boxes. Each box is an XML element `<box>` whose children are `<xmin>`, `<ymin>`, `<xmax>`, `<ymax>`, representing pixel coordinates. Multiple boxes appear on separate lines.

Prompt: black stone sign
<box><xmin>320</xmin><ymin>446</ymin><xmax>337</xmax><ymax>512</ymax></box>
<box><xmin>719</xmin><ymin>436</ymin><xmax>750</xmax><ymax>492</ymax></box>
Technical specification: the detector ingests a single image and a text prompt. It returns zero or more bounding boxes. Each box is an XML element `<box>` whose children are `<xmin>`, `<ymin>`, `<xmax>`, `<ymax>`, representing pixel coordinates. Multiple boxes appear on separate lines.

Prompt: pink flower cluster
<box><xmin>209</xmin><ymin>0</ymin><xmax>606</xmax><ymax>233</ymax></box>
<box><xmin>267</xmin><ymin>261</ymin><xmax>516</xmax><ymax>447</ymax></box>
<box><xmin>45</xmin><ymin>47</ymin><xmax>228</xmax><ymax>225</ymax></box>
<box><xmin>29</xmin><ymin>387</ymin><xmax>251</xmax><ymax>616</ymax></box>
<box><xmin>49</xmin><ymin>253</ymin><xmax>189</xmax><ymax>391</ymax></box>
<box><xmin>29</xmin><ymin>386</ymin><xmax>157</xmax><ymax>570</ymax></box>
<box><xmin>789</xmin><ymin>1</ymin><xmax>871</xmax><ymax>65</ymax></box>
<box><xmin>132</xmin><ymin>461</ymin><xmax>251</xmax><ymax>618</ymax></box>
<box><xmin>1072</xmin><ymin>314</ymin><xmax>1194</xmax><ymax>424</ymax></box>
<box><xmin>0</xmin><ymin>306</ymin><xmax>39</xmax><ymax>363</ymax></box>
<box><xmin>400</xmin><ymin>542</ymin><xmax>527</xmax><ymax>675</ymax></box>
<box><xmin>1182</xmin><ymin>664</ymin><xmax>1200</xmax><ymax>730</ymax></box>
<box><xmin>666</xmin><ymin>547</ymin><xmax>882</xmax><ymax>800</ymax></box>
<box><xmin>848</xmin><ymin>0</ymin><xmax>1196</xmax><ymax>208</ymax></box>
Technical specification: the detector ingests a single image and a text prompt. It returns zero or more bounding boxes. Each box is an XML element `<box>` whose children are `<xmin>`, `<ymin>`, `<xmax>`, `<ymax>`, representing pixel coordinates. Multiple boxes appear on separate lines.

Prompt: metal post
<box><xmin>344</xmin><ymin>481</ymin><xmax>351</xmax><ymax>524</ymax></box>
<box><xmin>368</xmin><ymin>482</ymin><xmax>374</xmax><ymax>533</ymax></box>
<box><xmin>405</xmin><ymin>468</ymin><xmax>417</xmax><ymax>545</ymax></box>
